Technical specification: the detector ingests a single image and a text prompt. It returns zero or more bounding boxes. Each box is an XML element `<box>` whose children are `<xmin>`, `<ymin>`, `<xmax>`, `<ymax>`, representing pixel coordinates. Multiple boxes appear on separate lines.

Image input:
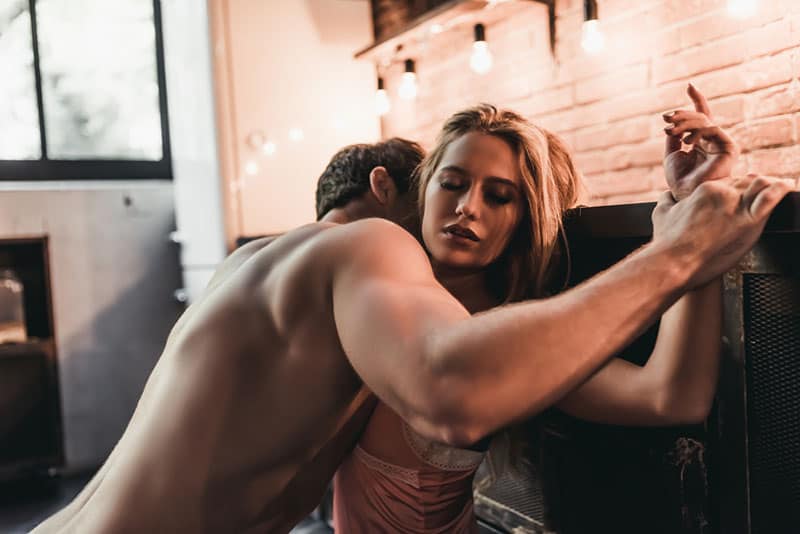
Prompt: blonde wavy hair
<box><xmin>415</xmin><ymin>104</ymin><xmax>584</xmax><ymax>485</ymax></box>
<box><xmin>416</xmin><ymin>103</ymin><xmax>582</xmax><ymax>302</ymax></box>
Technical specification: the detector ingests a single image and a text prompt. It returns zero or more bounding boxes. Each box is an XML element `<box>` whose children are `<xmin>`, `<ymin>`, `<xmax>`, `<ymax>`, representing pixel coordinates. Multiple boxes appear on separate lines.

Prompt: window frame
<box><xmin>0</xmin><ymin>0</ymin><xmax>172</xmax><ymax>181</ymax></box>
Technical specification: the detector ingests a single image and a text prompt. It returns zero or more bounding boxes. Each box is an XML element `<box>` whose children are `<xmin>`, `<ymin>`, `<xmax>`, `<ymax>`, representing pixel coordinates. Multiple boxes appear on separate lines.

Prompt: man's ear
<box><xmin>369</xmin><ymin>166</ymin><xmax>398</xmax><ymax>206</ymax></box>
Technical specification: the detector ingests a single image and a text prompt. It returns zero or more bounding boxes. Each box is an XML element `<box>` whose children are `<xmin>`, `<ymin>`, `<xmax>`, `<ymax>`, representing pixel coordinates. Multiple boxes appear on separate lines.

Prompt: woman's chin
<box><xmin>431</xmin><ymin>251</ymin><xmax>486</xmax><ymax>272</ymax></box>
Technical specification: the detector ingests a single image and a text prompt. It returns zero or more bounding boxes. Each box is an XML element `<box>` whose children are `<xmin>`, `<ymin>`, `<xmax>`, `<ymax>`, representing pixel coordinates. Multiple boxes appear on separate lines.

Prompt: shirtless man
<box><xmin>33</xmin><ymin>131</ymin><xmax>792</xmax><ymax>532</ymax></box>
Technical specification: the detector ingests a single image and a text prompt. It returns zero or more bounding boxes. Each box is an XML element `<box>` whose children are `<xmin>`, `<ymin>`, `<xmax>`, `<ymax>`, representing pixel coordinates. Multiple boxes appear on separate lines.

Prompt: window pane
<box><xmin>0</xmin><ymin>1</ymin><xmax>42</xmax><ymax>159</ymax></box>
<box><xmin>36</xmin><ymin>0</ymin><xmax>163</xmax><ymax>160</ymax></box>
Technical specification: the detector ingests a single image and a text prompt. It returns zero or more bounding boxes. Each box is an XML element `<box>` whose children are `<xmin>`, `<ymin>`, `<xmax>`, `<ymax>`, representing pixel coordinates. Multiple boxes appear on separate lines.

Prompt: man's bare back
<box><xmin>34</xmin><ymin>222</ymin><xmax>379</xmax><ymax>533</ymax></box>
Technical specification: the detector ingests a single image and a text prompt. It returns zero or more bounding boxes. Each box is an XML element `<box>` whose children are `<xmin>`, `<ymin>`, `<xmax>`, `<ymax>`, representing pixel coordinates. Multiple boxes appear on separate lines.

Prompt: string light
<box><xmin>581</xmin><ymin>0</ymin><xmax>605</xmax><ymax>55</ymax></box>
<box><xmin>262</xmin><ymin>140</ymin><xmax>276</xmax><ymax>156</ymax></box>
<box><xmin>244</xmin><ymin>160</ymin><xmax>259</xmax><ymax>176</ymax></box>
<box><xmin>727</xmin><ymin>0</ymin><xmax>758</xmax><ymax>18</ymax></box>
<box><xmin>470</xmin><ymin>23</ymin><xmax>493</xmax><ymax>75</ymax></box>
<box><xmin>375</xmin><ymin>77</ymin><xmax>391</xmax><ymax>116</ymax></box>
<box><xmin>398</xmin><ymin>59</ymin><xmax>418</xmax><ymax>101</ymax></box>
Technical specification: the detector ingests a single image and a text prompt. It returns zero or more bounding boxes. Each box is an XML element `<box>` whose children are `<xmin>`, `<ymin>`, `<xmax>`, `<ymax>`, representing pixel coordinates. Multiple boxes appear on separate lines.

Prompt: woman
<box><xmin>334</xmin><ymin>92</ymin><xmax>727</xmax><ymax>532</ymax></box>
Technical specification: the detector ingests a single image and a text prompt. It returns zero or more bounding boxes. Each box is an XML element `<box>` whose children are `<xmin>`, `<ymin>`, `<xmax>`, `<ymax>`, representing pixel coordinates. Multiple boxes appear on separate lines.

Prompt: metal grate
<box><xmin>473</xmin><ymin>461</ymin><xmax>546</xmax><ymax>533</ymax></box>
<box><xmin>743</xmin><ymin>274</ymin><xmax>800</xmax><ymax>534</ymax></box>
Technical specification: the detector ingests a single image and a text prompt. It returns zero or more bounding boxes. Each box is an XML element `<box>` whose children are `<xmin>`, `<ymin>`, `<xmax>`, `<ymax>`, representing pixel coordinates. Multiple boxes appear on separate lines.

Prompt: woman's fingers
<box><xmin>665</xmin><ymin>118</ymin><xmax>712</xmax><ymax>137</ymax></box>
<box><xmin>688</xmin><ymin>83</ymin><xmax>712</xmax><ymax>117</ymax></box>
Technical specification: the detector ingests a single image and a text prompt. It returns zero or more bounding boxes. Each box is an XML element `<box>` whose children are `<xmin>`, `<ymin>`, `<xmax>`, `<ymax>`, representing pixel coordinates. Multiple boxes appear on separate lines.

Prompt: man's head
<box><xmin>315</xmin><ymin>138</ymin><xmax>425</xmax><ymax>232</ymax></box>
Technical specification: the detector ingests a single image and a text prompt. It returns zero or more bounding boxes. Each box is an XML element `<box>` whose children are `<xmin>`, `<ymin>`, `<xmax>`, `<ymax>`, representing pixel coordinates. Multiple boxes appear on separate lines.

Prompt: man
<box><xmin>34</xmin><ymin>121</ymin><xmax>791</xmax><ymax>533</ymax></box>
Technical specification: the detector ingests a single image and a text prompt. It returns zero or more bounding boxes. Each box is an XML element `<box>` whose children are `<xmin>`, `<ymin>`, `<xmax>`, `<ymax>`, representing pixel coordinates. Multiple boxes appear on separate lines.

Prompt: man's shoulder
<box><xmin>331</xmin><ymin>219</ymin><xmax>423</xmax><ymax>256</ymax></box>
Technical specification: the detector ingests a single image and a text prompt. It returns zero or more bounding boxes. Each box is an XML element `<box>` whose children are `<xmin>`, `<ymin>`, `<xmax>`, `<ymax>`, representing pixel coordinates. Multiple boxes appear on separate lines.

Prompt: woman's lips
<box><xmin>443</xmin><ymin>224</ymin><xmax>479</xmax><ymax>241</ymax></box>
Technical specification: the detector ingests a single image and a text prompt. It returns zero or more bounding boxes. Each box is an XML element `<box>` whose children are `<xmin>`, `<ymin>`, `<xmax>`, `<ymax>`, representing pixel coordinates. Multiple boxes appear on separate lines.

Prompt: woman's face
<box><xmin>422</xmin><ymin>132</ymin><xmax>524</xmax><ymax>271</ymax></box>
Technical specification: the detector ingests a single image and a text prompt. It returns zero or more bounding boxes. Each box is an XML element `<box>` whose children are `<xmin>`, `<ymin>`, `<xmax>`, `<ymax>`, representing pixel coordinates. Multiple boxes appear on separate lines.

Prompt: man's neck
<box><xmin>320</xmin><ymin>201</ymin><xmax>382</xmax><ymax>225</ymax></box>
<box><xmin>320</xmin><ymin>208</ymin><xmax>353</xmax><ymax>224</ymax></box>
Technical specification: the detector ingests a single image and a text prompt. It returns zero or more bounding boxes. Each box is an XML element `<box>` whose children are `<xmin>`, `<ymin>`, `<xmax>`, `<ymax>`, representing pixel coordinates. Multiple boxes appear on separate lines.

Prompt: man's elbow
<box><xmin>403</xmin><ymin>387</ymin><xmax>489</xmax><ymax>447</ymax></box>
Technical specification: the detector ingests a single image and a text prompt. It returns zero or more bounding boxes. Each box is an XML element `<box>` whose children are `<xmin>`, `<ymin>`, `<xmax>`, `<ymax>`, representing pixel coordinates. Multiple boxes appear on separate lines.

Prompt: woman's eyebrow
<box><xmin>485</xmin><ymin>176</ymin><xmax>520</xmax><ymax>191</ymax></box>
<box><xmin>439</xmin><ymin>165</ymin><xmax>468</xmax><ymax>176</ymax></box>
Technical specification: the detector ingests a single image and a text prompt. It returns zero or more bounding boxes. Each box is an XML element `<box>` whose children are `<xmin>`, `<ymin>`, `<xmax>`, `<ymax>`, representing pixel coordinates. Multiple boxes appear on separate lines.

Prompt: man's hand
<box><xmin>663</xmin><ymin>84</ymin><xmax>739</xmax><ymax>200</ymax></box>
<box><xmin>652</xmin><ymin>175</ymin><xmax>792</xmax><ymax>289</ymax></box>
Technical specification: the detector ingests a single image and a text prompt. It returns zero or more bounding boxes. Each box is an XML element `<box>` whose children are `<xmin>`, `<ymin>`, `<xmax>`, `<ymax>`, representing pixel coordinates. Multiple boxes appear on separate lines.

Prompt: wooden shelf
<box><xmin>355</xmin><ymin>0</ymin><xmax>556</xmax><ymax>62</ymax></box>
<box><xmin>0</xmin><ymin>339</ymin><xmax>53</xmax><ymax>359</ymax></box>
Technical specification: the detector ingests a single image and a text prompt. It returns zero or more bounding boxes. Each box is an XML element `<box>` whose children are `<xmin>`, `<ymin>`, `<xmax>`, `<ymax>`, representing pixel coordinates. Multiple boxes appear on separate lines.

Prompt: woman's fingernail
<box><xmin>664</xmin><ymin>123</ymin><xmax>675</xmax><ymax>130</ymax></box>
<box><xmin>663</xmin><ymin>111</ymin><xmax>676</xmax><ymax>118</ymax></box>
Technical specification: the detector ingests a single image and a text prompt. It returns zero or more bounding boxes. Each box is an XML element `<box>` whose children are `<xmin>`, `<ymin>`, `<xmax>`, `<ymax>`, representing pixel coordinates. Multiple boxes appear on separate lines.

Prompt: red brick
<box><xmin>573</xmin><ymin>116</ymin><xmax>650</xmax><ymax>151</ymax></box>
<box><xmin>692</xmin><ymin>50</ymin><xmax>795</xmax><ymax>99</ymax></box>
<box><xmin>747</xmin><ymin>145</ymin><xmax>800</xmax><ymax>177</ymax></box>
<box><xmin>628</xmin><ymin>138</ymin><xmax>666</xmax><ymax>168</ymax></box>
<box><xmin>657</xmin><ymin>0</ymin><xmax>722</xmax><ymax>27</ymax></box>
<box><xmin>678</xmin><ymin>2</ymin><xmax>788</xmax><ymax>49</ymax></box>
<box><xmin>582</xmin><ymin>167</ymin><xmax>654</xmax><ymax>198</ymax></box>
<box><xmin>709</xmin><ymin>96</ymin><xmax>746</xmax><ymax>126</ymax></box>
<box><xmin>732</xmin><ymin>158</ymin><xmax>749</xmax><ymax>177</ymax></box>
<box><xmin>745</xmin><ymin>84</ymin><xmax>800</xmax><ymax>120</ymax></box>
<box><xmin>574</xmin><ymin>150</ymin><xmax>618</xmax><ymax>175</ymax></box>
<box><xmin>796</xmin><ymin>114</ymin><xmax>800</xmax><ymax>142</ymax></box>
<box><xmin>574</xmin><ymin>63</ymin><xmax>649</xmax><ymax>105</ymax></box>
<box><xmin>514</xmin><ymin>85</ymin><xmax>574</xmax><ymax>118</ymax></box>
<box><xmin>655</xmin><ymin>19</ymin><xmax>795</xmax><ymax>85</ymax></box>
<box><xmin>733</xmin><ymin>116</ymin><xmax>794</xmax><ymax>153</ymax></box>
<box><xmin>653</xmin><ymin>35</ymin><xmax>745</xmax><ymax>85</ymax></box>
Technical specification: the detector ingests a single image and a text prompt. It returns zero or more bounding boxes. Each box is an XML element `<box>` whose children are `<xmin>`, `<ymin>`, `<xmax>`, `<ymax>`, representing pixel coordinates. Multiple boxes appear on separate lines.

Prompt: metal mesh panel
<box><xmin>743</xmin><ymin>274</ymin><xmax>800</xmax><ymax>534</ymax></box>
<box><xmin>473</xmin><ymin>461</ymin><xmax>545</xmax><ymax>533</ymax></box>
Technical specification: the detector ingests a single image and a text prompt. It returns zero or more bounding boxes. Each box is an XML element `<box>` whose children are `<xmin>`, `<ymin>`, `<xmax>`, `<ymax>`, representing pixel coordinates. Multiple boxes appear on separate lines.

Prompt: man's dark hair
<box><xmin>315</xmin><ymin>137</ymin><xmax>425</xmax><ymax>220</ymax></box>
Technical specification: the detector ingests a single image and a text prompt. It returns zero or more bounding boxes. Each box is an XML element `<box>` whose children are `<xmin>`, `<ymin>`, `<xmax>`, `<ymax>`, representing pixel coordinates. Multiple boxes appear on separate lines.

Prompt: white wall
<box><xmin>161</xmin><ymin>0</ymin><xmax>227</xmax><ymax>303</ymax></box>
<box><xmin>0</xmin><ymin>182</ymin><xmax>182</xmax><ymax>472</ymax></box>
<box><xmin>211</xmin><ymin>0</ymin><xmax>380</xmax><ymax>237</ymax></box>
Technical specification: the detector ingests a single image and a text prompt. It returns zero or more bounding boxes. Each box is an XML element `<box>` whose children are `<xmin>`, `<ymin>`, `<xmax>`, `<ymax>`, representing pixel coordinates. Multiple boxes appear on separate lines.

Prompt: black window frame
<box><xmin>0</xmin><ymin>0</ymin><xmax>172</xmax><ymax>181</ymax></box>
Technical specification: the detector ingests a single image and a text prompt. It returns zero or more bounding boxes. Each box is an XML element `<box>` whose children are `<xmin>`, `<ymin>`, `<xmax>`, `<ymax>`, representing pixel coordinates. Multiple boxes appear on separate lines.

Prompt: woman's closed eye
<box><xmin>486</xmin><ymin>189</ymin><xmax>513</xmax><ymax>205</ymax></box>
<box><xmin>440</xmin><ymin>180</ymin><xmax>463</xmax><ymax>191</ymax></box>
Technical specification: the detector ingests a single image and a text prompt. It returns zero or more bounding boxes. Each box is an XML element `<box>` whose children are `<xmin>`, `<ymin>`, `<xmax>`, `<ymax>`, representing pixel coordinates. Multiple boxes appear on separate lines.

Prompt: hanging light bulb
<box><xmin>470</xmin><ymin>23</ymin><xmax>493</xmax><ymax>75</ymax></box>
<box><xmin>398</xmin><ymin>59</ymin><xmax>418</xmax><ymax>101</ymax></box>
<box><xmin>727</xmin><ymin>0</ymin><xmax>758</xmax><ymax>18</ymax></box>
<box><xmin>375</xmin><ymin>77</ymin><xmax>391</xmax><ymax>116</ymax></box>
<box><xmin>581</xmin><ymin>0</ymin><xmax>605</xmax><ymax>55</ymax></box>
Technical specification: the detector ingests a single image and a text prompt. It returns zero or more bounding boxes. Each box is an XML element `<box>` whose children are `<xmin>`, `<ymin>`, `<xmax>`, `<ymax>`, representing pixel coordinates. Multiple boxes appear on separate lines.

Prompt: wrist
<box><xmin>642</xmin><ymin>238</ymin><xmax>700</xmax><ymax>293</ymax></box>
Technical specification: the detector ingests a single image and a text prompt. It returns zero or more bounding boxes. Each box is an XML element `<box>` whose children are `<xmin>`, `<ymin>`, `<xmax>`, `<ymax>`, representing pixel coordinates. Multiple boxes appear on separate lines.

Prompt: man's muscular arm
<box><xmin>332</xmin><ymin>178</ymin><xmax>789</xmax><ymax>447</ymax></box>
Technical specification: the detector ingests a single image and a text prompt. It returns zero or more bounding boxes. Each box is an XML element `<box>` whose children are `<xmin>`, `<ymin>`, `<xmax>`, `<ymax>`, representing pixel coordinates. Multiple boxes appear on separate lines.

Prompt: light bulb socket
<box><xmin>474</xmin><ymin>23</ymin><xmax>486</xmax><ymax>42</ymax></box>
<box><xmin>404</xmin><ymin>59</ymin><xmax>415</xmax><ymax>74</ymax></box>
<box><xmin>584</xmin><ymin>0</ymin><xmax>598</xmax><ymax>21</ymax></box>
<box><xmin>377</xmin><ymin>77</ymin><xmax>385</xmax><ymax>90</ymax></box>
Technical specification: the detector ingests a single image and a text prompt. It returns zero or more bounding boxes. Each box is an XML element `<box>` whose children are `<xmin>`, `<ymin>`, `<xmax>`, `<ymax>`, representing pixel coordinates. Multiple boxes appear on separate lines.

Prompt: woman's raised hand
<box><xmin>663</xmin><ymin>84</ymin><xmax>739</xmax><ymax>200</ymax></box>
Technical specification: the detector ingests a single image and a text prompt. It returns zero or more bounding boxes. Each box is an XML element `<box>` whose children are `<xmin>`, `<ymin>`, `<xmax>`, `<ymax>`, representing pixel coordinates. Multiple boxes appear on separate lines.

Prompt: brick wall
<box><xmin>378</xmin><ymin>0</ymin><xmax>800</xmax><ymax>205</ymax></box>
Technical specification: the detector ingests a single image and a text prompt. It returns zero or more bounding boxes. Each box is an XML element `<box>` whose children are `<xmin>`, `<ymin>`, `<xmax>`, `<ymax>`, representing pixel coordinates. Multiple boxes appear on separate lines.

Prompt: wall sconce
<box><xmin>470</xmin><ymin>23</ymin><xmax>493</xmax><ymax>75</ymax></box>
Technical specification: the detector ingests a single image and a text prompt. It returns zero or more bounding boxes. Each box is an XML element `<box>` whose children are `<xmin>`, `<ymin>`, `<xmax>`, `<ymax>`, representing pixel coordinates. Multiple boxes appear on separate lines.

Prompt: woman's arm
<box><xmin>556</xmin><ymin>277</ymin><xmax>722</xmax><ymax>426</ymax></box>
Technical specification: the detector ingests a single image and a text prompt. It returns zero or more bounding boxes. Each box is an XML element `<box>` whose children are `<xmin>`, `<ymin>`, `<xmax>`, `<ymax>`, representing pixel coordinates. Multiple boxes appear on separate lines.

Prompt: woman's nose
<box><xmin>456</xmin><ymin>189</ymin><xmax>480</xmax><ymax>219</ymax></box>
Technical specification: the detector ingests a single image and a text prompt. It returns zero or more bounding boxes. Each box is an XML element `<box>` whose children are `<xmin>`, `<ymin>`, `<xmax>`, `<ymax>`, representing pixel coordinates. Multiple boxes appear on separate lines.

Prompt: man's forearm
<box><xmin>427</xmin><ymin>240</ymin><xmax>699</xmax><ymax>443</ymax></box>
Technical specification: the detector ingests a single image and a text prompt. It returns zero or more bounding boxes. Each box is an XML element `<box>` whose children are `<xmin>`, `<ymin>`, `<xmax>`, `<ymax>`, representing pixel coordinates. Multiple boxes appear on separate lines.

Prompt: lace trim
<box><xmin>402</xmin><ymin>422</ymin><xmax>485</xmax><ymax>471</ymax></box>
<box><xmin>353</xmin><ymin>445</ymin><xmax>420</xmax><ymax>488</ymax></box>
